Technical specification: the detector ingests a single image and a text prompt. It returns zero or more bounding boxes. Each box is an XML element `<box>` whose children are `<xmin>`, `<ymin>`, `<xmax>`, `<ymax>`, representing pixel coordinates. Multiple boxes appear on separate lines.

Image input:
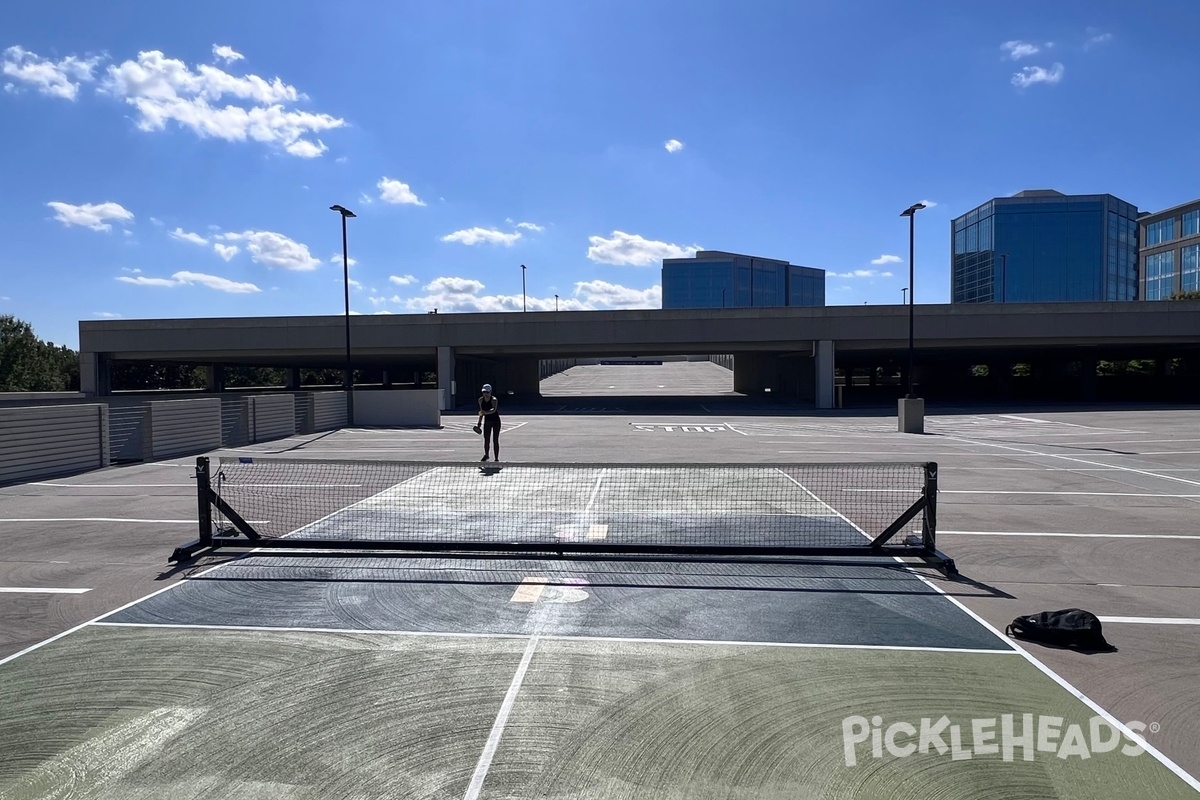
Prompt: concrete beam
<box><xmin>815</xmin><ymin>340</ymin><xmax>834</xmax><ymax>409</ymax></box>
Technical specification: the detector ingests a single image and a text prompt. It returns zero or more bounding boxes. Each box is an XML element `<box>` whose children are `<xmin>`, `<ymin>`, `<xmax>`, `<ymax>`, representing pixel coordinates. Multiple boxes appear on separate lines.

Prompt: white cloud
<box><xmin>121</xmin><ymin>267</ymin><xmax>141</xmax><ymax>274</ymax></box>
<box><xmin>212</xmin><ymin>45</ymin><xmax>244</xmax><ymax>64</ymax></box>
<box><xmin>919</xmin><ymin>199</ymin><xmax>938</xmax><ymax>209</ymax></box>
<box><xmin>378</xmin><ymin>177</ymin><xmax>425</xmax><ymax>206</ymax></box>
<box><xmin>1</xmin><ymin>296</ymin><xmax>11</xmax><ymax>301</ymax></box>
<box><xmin>1086</xmin><ymin>30</ymin><xmax>1113</xmax><ymax>48</ymax></box>
<box><xmin>442</xmin><ymin>227</ymin><xmax>522</xmax><ymax>247</ymax></box>
<box><xmin>665</xmin><ymin>139</ymin><xmax>684</xmax><ymax>153</ymax></box>
<box><xmin>93</xmin><ymin>311</ymin><xmax>122</xmax><ymax>318</ymax></box>
<box><xmin>387</xmin><ymin>275</ymin><xmax>659</xmax><ymax>313</ymax></box>
<box><xmin>149</xmin><ymin>216</ymin><xmax>164</xmax><ymax>226</ymax></box>
<box><xmin>217</xmin><ymin>230</ymin><xmax>319</xmax><ymax>270</ymax></box>
<box><xmin>1012</xmin><ymin>63</ymin><xmax>1064</xmax><ymax>88</ymax></box>
<box><xmin>828</xmin><ymin>269</ymin><xmax>893</xmax><ymax>278</ymax></box>
<box><xmin>389</xmin><ymin>274</ymin><xmax>417</xmax><ymax>286</ymax></box>
<box><xmin>123</xmin><ymin>229</ymin><xmax>134</xmax><ymax>237</ymax></box>
<box><xmin>573</xmin><ymin>279</ymin><xmax>661</xmax><ymax>309</ymax></box>
<box><xmin>586</xmin><ymin>231</ymin><xmax>700</xmax><ymax>266</ymax></box>
<box><xmin>117</xmin><ymin>270</ymin><xmax>260</xmax><ymax>293</ymax></box>
<box><xmin>1001</xmin><ymin>41</ymin><xmax>1041</xmax><ymax>60</ymax></box>
<box><xmin>1</xmin><ymin>45</ymin><xmax>102</xmax><ymax>100</ymax></box>
<box><xmin>96</xmin><ymin>48</ymin><xmax>343</xmax><ymax>157</ymax></box>
<box><xmin>871</xmin><ymin>254</ymin><xmax>902</xmax><ymax>265</ymax></box>
<box><xmin>516</xmin><ymin>221</ymin><xmax>544</xmax><ymax>232</ymax></box>
<box><xmin>47</xmin><ymin>201</ymin><xmax>134</xmax><ymax>232</ymax></box>
<box><xmin>213</xmin><ymin>243</ymin><xmax>239</xmax><ymax>261</ymax></box>
<box><xmin>329</xmin><ymin>254</ymin><xmax>358</xmax><ymax>267</ymax></box>
<box><xmin>170</xmin><ymin>227</ymin><xmax>207</xmax><ymax>245</ymax></box>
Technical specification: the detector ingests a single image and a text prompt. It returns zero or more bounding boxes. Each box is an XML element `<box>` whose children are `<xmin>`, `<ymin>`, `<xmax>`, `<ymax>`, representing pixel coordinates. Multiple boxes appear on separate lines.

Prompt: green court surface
<box><xmin>0</xmin><ymin>624</ymin><xmax>1194</xmax><ymax>799</ymax></box>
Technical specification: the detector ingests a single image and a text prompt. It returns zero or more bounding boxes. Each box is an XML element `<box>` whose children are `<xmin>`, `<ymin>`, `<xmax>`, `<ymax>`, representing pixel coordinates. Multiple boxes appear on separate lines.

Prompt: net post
<box><xmin>922</xmin><ymin>461</ymin><xmax>938</xmax><ymax>550</ymax></box>
<box><xmin>168</xmin><ymin>456</ymin><xmax>215</xmax><ymax>563</ymax></box>
<box><xmin>196</xmin><ymin>456</ymin><xmax>214</xmax><ymax>548</ymax></box>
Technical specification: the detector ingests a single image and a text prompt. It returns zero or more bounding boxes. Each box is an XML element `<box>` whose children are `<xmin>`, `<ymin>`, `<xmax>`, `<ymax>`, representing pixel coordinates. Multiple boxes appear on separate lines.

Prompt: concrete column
<box><xmin>1080</xmin><ymin>359</ymin><xmax>1098</xmax><ymax>402</ymax></box>
<box><xmin>285</xmin><ymin>367</ymin><xmax>301</xmax><ymax>389</ymax></box>
<box><xmin>734</xmin><ymin>353</ymin><xmax>777</xmax><ymax>394</ymax></box>
<box><xmin>815</xmin><ymin>341</ymin><xmax>835</xmax><ymax>409</ymax></box>
<box><xmin>381</xmin><ymin>370</ymin><xmax>392</xmax><ymax>388</ymax></box>
<box><xmin>79</xmin><ymin>351</ymin><xmax>101</xmax><ymax>396</ymax></box>
<box><xmin>437</xmin><ymin>346</ymin><xmax>455</xmax><ymax>410</ymax></box>
<box><xmin>205</xmin><ymin>364</ymin><xmax>226</xmax><ymax>393</ymax></box>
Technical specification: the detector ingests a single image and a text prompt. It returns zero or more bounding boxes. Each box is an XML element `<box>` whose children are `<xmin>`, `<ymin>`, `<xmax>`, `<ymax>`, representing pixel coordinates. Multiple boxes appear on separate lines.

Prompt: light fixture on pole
<box><xmin>330</xmin><ymin>204</ymin><xmax>356</xmax><ymax>422</ymax></box>
<box><xmin>900</xmin><ymin>202</ymin><xmax>926</xmax><ymax>398</ymax></box>
<box><xmin>901</xmin><ymin>287</ymin><xmax>907</xmax><ymax>304</ymax></box>
<box><xmin>521</xmin><ymin>264</ymin><xmax>527</xmax><ymax>312</ymax></box>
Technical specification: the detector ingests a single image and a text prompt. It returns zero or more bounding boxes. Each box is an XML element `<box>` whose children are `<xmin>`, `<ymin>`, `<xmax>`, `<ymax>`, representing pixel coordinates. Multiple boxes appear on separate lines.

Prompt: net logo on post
<box><xmin>841</xmin><ymin>715</ymin><xmax>1157</xmax><ymax>765</ymax></box>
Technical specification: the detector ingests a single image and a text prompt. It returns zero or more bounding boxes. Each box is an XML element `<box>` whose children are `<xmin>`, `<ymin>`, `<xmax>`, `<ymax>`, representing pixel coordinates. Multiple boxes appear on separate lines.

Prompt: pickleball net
<box><xmin>170</xmin><ymin>456</ymin><xmax>955</xmax><ymax>575</ymax></box>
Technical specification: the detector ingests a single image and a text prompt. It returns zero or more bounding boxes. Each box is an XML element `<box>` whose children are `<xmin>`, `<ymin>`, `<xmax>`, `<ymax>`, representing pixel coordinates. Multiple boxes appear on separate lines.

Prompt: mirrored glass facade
<box><xmin>951</xmin><ymin>191</ymin><xmax>1139</xmax><ymax>303</ymax></box>
<box><xmin>662</xmin><ymin>251</ymin><xmax>825</xmax><ymax>308</ymax></box>
<box><xmin>1138</xmin><ymin>197</ymin><xmax>1200</xmax><ymax>300</ymax></box>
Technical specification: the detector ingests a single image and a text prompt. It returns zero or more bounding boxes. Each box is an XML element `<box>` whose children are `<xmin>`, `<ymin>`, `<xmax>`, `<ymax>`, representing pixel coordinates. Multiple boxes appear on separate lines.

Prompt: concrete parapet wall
<box><xmin>353</xmin><ymin>389</ymin><xmax>441</xmax><ymax>427</ymax></box>
<box><xmin>0</xmin><ymin>404</ymin><xmax>109</xmax><ymax>485</ymax></box>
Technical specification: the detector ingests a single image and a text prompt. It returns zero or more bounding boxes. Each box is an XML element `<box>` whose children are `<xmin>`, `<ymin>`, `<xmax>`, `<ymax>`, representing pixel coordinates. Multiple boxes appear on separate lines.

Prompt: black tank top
<box><xmin>480</xmin><ymin>396</ymin><xmax>499</xmax><ymax>418</ymax></box>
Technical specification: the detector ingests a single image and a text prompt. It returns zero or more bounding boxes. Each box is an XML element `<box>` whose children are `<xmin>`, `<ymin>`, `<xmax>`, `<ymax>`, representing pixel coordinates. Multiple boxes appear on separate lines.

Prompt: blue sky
<box><xmin>2</xmin><ymin>1</ymin><xmax>1198</xmax><ymax>349</ymax></box>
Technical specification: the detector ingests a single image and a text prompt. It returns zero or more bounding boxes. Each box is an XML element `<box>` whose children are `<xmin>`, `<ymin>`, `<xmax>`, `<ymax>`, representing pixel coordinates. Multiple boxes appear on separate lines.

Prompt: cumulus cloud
<box><xmin>170</xmin><ymin>227</ymin><xmax>207</xmax><ymax>245</ymax></box>
<box><xmin>212</xmin><ymin>45</ymin><xmax>244</xmax><ymax>64</ymax></box>
<box><xmin>329</xmin><ymin>254</ymin><xmax>358</xmax><ymax>267</ymax></box>
<box><xmin>1001</xmin><ymin>41</ymin><xmax>1042</xmax><ymax>60</ymax></box>
<box><xmin>441</xmin><ymin>227</ymin><xmax>522</xmax><ymax>247</ymax></box>
<box><xmin>117</xmin><ymin>270</ymin><xmax>261</xmax><ymax>293</ymax></box>
<box><xmin>871</xmin><ymin>254</ymin><xmax>902</xmax><ymax>265</ymax></box>
<box><xmin>1</xmin><ymin>45</ymin><xmax>103</xmax><ymax>100</ymax></box>
<box><xmin>216</xmin><ymin>230</ymin><xmax>319</xmax><ymax>270</ymax></box>
<box><xmin>516</xmin><ymin>221</ymin><xmax>544</xmax><ymax>232</ymax></box>
<box><xmin>828</xmin><ymin>269</ymin><xmax>893</xmax><ymax>278</ymax></box>
<box><xmin>213</xmin><ymin>243</ymin><xmax>239</xmax><ymax>261</ymax></box>
<box><xmin>664</xmin><ymin>139</ymin><xmax>684</xmax><ymax>153</ymax></box>
<box><xmin>4</xmin><ymin>45</ymin><xmax>345</xmax><ymax>157</ymax></box>
<box><xmin>389</xmin><ymin>274</ymin><xmax>417</xmax><ymax>286</ymax></box>
<box><xmin>378</xmin><ymin>177</ymin><xmax>425</xmax><ymax>205</ymax></box>
<box><xmin>1012</xmin><ymin>62</ymin><xmax>1064</xmax><ymax>88</ymax></box>
<box><xmin>47</xmin><ymin>201</ymin><xmax>134</xmax><ymax>232</ymax></box>
<box><xmin>586</xmin><ymin>231</ymin><xmax>700</xmax><ymax>266</ymax></box>
<box><xmin>374</xmin><ymin>275</ymin><xmax>659</xmax><ymax>313</ymax></box>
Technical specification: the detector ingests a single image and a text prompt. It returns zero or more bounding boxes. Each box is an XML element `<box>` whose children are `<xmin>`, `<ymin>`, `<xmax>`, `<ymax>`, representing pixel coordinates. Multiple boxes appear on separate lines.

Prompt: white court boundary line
<box><xmin>0</xmin><ymin>587</ymin><xmax>90</xmax><ymax>594</ymax></box>
<box><xmin>89</xmin><ymin>622</ymin><xmax>1019</xmax><ymax>655</ymax></box>
<box><xmin>779</xmin><ymin>465</ymin><xmax>1200</xmax><ymax>791</ymax></box>
<box><xmin>462</xmin><ymin>635</ymin><xmax>539</xmax><ymax>800</ymax></box>
<box><xmin>941</xmin><ymin>531</ymin><xmax>1199</xmax><ymax>540</ymax></box>
<box><xmin>1098</xmin><ymin>617</ymin><xmax>1200</xmax><ymax>626</ymax></box>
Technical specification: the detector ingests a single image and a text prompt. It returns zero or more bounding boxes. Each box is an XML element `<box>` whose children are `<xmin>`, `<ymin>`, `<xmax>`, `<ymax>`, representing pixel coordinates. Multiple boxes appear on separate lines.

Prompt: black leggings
<box><xmin>483</xmin><ymin>416</ymin><xmax>501</xmax><ymax>455</ymax></box>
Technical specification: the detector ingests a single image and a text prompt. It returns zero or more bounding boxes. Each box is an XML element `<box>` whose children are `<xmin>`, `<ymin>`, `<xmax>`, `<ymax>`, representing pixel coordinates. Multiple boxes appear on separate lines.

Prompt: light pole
<box><xmin>900</xmin><ymin>202</ymin><xmax>926</xmax><ymax>398</ymax></box>
<box><xmin>555</xmin><ymin>294</ymin><xmax>559</xmax><ymax>311</ymax></box>
<box><xmin>330</xmin><ymin>204</ymin><xmax>356</xmax><ymax>422</ymax></box>
<box><xmin>999</xmin><ymin>253</ymin><xmax>1009</xmax><ymax>303</ymax></box>
<box><xmin>521</xmin><ymin>264</ymin><xmax>527</xmax><ymax>312</ymax></box>
<box><xmin>901</xmin><ymin>287</ymin><xmax>907</xmax><ymax>304</ymax></box>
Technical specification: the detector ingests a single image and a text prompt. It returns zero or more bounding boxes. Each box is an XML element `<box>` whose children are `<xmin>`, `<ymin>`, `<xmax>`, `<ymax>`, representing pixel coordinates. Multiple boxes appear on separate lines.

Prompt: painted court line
<box><xmin>29</xmin><ymin>482</ymin><xmax>364</xmax><ymax>489</ymax></box>
<box><xmin>941</xmin><ymin>531</ymin><xmax>1199</xmax><ymax>540</ymax></box>
<box><xmin>848</xmin><ymin>490</ymin><xmax>1200</xmax><ymax>498</ymax></box>
<box><xmin>1098</xmin><ymin>617</ymin><xmax>1200</xmax><ymax>626</ymax></box>
<box><xmin>0</xmin><ymin>587</ymin><xmax>90</xmax><ymax>594</ymax></box>
<box><xmin>87</xmin><ymin>621</ymin><xmax>1019</xmax><ymax>654</ymax></box>
<box><xmin>463</xmin><ymin>635</ymin><xmax>539</xmax><ymax>800</ymax></box>
<box><xmin>0</xmin><ymin>517</ymin><xmax>267</xmax><ymax>525</ymax></box>
<box><xmin>903</xmin><ymin>569</ymin><xmax>1200</xmax><ymax>791</ymax></box>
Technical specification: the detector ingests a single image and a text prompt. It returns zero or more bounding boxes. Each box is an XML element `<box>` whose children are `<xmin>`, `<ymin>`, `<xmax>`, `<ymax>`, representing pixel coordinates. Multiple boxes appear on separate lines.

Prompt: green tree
<box><xmin>0</xmin><ymin>315</ymin><xmax>77</xmax><ymax>391</ymax></box>
<box><xmin>1169</xmin><ymin>290</ymin><xmax>1200</xmax><ymax>300</ymax></box>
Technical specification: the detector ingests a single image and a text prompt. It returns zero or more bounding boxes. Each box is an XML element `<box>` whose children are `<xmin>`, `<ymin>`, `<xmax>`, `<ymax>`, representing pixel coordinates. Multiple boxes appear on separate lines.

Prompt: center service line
<box><xmin>462</xmin><ymin>635</ymin><xmax>540</xmax><ymax>800</ymax></box>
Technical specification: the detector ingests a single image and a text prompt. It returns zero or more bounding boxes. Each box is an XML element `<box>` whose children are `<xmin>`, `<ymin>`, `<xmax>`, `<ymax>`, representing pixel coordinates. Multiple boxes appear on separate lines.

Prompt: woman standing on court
<box><xmin>476</xmin><ymin>383</ymin><xmax>502</xmax><ymax>461</ymax></box>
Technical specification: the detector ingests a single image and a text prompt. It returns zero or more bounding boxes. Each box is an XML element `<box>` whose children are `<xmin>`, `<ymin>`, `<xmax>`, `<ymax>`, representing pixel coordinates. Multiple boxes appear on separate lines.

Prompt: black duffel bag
<box><xmin>1006</xmin><ymin>608</ymin><xmax>1115</xmax><ymax>651</ymax></box>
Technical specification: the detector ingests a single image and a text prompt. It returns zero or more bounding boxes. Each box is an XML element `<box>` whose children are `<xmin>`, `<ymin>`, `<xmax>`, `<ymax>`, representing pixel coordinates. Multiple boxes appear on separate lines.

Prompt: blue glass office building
<box><xmin>951</xmin><ymin>190</ymin><xmax>1140</xmax><ymax>303</ymax></box>
<box><xmin>661</xmin><ymin>251</ymin><xmax>825</xmax><ymax>308</ymax></box>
